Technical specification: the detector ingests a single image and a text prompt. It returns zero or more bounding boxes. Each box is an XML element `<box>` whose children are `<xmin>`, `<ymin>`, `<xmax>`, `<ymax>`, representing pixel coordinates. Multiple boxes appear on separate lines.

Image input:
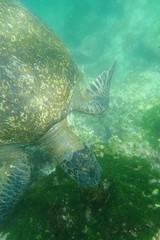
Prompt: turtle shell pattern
<box><xmin>0</xmin><ymin>0</ymin><xmax>79</xmax><ymax>145</ymax></box>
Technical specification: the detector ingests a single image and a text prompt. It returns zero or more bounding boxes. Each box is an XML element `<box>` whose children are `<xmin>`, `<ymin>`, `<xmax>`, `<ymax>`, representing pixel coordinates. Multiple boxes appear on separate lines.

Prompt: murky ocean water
<box><xmin>0</xmin><ymin>0</ymin><xmax>160</xmax><ymax>239</ymax></box>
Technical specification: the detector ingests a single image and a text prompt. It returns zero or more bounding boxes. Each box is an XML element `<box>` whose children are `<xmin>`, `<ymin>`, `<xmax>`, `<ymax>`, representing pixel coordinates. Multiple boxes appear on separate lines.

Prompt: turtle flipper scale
<box><xmin>0</xmin><ymin>146</ymin><xmax>31</xmax><ymax>227</ymax></box>
<box><xmin>70</xmin><ymin>62</ymin><xmax>116</xmax><ymax>114</ymax></box>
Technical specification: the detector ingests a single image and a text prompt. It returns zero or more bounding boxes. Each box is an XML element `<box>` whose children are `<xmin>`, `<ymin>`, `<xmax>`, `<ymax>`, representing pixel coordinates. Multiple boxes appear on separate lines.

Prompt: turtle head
<box><xmin>60</xmin><ymin>145</ymin><xmax>102</xmax><ymax>188</ymax></box>
<box><xmin>40</xmin><ymin>120</ymin><xmax>102</xmax><ymax>188</ymax></box>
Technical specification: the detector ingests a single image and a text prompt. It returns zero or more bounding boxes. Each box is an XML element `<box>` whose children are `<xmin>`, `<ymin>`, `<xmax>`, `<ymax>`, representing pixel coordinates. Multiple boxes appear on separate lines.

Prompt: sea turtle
<box><xmin>0</xmin><ymin>0</ymin><xmax>115</xmax><ymax>225</ymax></box>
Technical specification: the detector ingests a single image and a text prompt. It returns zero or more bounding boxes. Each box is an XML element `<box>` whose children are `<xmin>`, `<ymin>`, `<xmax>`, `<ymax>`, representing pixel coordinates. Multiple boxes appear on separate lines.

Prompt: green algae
<box><xmin>142</xmin><ymin>105</ymin><xmax>160</xmax><ymax>150</ymax></box>
<box><xmin>2</xmin><ymin>150</ymin><xmax>160</xmax><ymax>240</ymax></box>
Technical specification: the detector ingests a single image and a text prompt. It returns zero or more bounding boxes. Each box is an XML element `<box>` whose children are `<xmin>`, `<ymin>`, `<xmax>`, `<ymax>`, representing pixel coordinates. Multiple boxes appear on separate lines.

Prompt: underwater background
<box><xmin>1</xmin><ymin>0</ymin><xmax>160</xmax><ymax>239</ymax></box>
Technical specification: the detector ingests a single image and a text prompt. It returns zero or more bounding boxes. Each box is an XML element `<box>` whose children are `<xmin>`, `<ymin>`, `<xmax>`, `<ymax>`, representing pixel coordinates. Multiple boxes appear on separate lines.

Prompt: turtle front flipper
<box><xmin>39</xmin><ymin>119</ymin><xmax>101</xmax><ymax>188</ymax></box>
<box><xmin>0</xmin><ymin>146</ymin><xmax>31</xmax><ymax>226</ymax></box>
<box><xmin>70</xmin><ymin>62</ymin><xmax>116</xmax><ymax>114</ymax></box>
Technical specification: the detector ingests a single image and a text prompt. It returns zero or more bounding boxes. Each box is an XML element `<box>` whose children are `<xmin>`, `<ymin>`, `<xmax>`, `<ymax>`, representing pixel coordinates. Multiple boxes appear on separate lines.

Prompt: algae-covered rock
<box><xmin>1</xmin><ymin>152</ymin><xmax>160</xmax><ymax>240</ymax></box>
<box><xmin>142</xmin><ymin>105</ymin><xmax>160</xmax><ymax>150</ymax></box>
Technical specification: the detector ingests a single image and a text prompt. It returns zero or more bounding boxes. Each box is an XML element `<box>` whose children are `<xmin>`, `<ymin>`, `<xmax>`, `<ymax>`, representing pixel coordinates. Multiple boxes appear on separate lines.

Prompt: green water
<box><xmin>1</xmin><ymin>0</ymin><xmax>160</xmax><ymax>239</ymax></box>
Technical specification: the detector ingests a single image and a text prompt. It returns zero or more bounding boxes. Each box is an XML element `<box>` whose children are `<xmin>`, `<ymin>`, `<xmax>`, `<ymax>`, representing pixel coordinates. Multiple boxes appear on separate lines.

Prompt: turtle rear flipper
<box><xmin>70</xmin><ymin>62</ymin><xmax>116</xmax><ymax>114</ymax></box>
<box><xmin>0</xmin><ymin>146</ymin><xmax>31</xmax><ymax>226</ymax></box>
